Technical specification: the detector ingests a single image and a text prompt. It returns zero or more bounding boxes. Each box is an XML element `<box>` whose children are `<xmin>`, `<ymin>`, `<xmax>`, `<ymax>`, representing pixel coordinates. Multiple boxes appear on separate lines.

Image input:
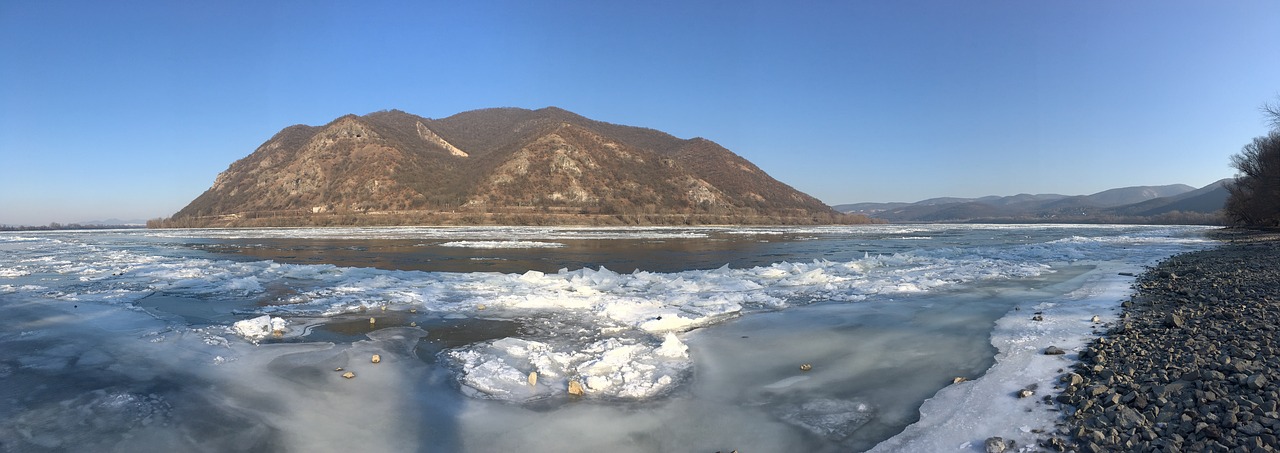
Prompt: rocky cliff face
<box><xmin>164</xmin><ymin>107</ymin><xmax>861</xmax><ymax>227</ymax></box>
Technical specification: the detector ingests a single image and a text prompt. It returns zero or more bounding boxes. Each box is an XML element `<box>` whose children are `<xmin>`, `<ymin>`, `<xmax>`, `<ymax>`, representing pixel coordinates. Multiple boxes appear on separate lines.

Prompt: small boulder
<box><xmin>1165</xmin><ymin>314</ymin><xmax>1184</xmax><ymax>328</ymax></box>
<box><xmin>799</xmin><ymin>363</ymin><xmax>813</xmax><ymax>371</ymax></box>
<box><xmin>1063</xmin><ymin>373</ymin><xmax>1083</xmax><ymax>387</ymax></box>
<box><xmin>528</xmin><ymin>371</ymin><xmax>538</xmax><ymax>386</ymax></box>
<box><xmin>342</xmin><ymin>371</ymin><xmax>356</xmax><ymax>379</ymax></box>
<box><xmin>371</xmin><ymin>354</ymin><xmax>381</xmax><ymax>364</ymax></box>
<box><xmin>568</xmin><ymin>380</ymin><xmax>584</xmax><ymax>396</ymax></box>
<box><xmin>1044</xmin><ymin>346</ymin><xmax>1066</xmax><ymax>355</ymax></box>
<box><xmin>984</xmin><ymin>436</ymin><xmax>1008</xmax><ymax>453</ymax></box>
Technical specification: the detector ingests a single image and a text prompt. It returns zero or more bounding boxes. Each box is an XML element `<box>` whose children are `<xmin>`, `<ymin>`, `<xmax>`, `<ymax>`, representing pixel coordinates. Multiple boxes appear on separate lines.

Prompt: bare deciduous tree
<box><xmin>1225</xmin><ymin>99</ymin><xmax>1280</xmax><ymax>226</ymax></box>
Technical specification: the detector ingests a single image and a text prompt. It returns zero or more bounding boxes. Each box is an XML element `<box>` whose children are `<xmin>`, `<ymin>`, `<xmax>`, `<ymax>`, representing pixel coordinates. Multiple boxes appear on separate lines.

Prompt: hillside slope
<box><xmin>837</xmin><ymin>182</ymin><xmax>1226</xmax><ymax>225</ymax></box>
<box><xmin>159</xmin><ymin>108</ymin><xmax>867</xmax><ymax>227</ymax></box>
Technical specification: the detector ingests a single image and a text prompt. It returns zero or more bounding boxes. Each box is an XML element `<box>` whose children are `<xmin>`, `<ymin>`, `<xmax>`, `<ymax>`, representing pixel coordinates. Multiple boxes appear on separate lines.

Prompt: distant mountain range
<box><xmin>78</xmin><ymin>218</ymin><xmax>147</xmax><ymax>226</ymax></box>
<box><xmin>835</xmin><ymin>180</ymin><xmax>1230</xmax><ymax>225</ymax></box>
<box><xmin>155</xmin><ymin>107</ymin><xmax>868</xmax><ymax>228</ymax></box>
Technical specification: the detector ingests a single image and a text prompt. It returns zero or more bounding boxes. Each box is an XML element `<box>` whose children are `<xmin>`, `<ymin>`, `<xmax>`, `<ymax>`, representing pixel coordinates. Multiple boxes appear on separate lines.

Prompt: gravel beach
<box><xmin>1045</xmin><ymin>231</ymin><xmax>1280</xmax><ymax>452</ymax></box>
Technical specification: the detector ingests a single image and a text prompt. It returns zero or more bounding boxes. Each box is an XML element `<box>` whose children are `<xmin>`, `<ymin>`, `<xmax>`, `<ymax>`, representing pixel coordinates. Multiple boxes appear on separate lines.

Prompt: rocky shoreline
<box><xmin>1043</xmin><ymin>230</ymin><xmax>1280</xmax><ymax>452</ymax></box>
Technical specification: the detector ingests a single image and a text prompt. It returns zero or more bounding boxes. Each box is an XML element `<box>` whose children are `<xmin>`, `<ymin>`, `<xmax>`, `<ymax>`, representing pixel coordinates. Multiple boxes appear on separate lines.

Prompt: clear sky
<box><xmin>2</xmin><ymin>1</ymin><xmax>1278</xmax><ymax>225</ymax></box>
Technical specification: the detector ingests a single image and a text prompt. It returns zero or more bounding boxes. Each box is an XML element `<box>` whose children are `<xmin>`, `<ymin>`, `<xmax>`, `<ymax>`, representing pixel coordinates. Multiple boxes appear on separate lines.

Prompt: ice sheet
<box><xmin>0</xmin><ymin>225</ymin><xmax>1213</xmax><ymax>410</ymax></box>
<box><xmin>867</xmin><ymin>263</ymin><xmax>1147</xmax><ymax>452</ymax></box>
<box><xmin>0</xmin><ymin>224</ymin><xmax>1216</xmax><ymax>452</ymax></box>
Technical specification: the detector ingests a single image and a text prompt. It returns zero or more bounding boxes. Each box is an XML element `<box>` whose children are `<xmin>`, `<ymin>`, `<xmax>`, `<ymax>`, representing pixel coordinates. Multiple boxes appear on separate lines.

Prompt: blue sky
<box><xmin>2</xmin><ymin>1</ymin><xmax>1278</xmax><ymax>225</ymax></box>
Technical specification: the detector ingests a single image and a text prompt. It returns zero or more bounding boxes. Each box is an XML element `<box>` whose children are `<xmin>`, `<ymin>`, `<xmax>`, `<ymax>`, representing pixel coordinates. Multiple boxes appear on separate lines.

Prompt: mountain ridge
<box><xmin>157</xmin><ymin>107</ymin><xmax>867</xmax><ymax>227</ymax></box>
<box><xmin>835</xmin><ymin>181</ymin><xmax>1229</xmax><ymax>225</ymax></box>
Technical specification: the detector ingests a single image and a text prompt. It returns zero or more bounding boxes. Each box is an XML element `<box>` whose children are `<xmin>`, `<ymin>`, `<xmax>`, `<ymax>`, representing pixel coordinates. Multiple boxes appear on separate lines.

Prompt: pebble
<box><xmin>1043</xmin><ymin>233</ymin><xmax>1280</xmax><ymax>451</ymax></box>
<box><xmin>342</xmin><ymin>371</ymin><xmax>355</xmax><ymax>379</ymax></box>
<box><xmin>799</xmin><ymin>363</ymin><xmax>813</xmax><ymax>371</ymax></box>
<box><xmin>568</xmin><ymin>380</ymin><xmax>584</xmax><ymax>396</ymax></box>
<box><xmin>371</xmin><ymin>354</ymin><xmax>381</xmax><ymax>363</ymax></box>
<box><xmin>984</xmin><ymin>436</ymin><xmax>1010</xmax><ymax>453</ymax></box>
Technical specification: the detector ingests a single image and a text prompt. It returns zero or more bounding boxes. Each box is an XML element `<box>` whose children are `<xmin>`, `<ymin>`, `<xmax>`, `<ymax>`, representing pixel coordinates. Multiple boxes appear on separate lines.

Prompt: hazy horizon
<box><xmin>3</xmin><ymin>1</ymin><xmax>1276</xmax><ymax>225</ymax></box>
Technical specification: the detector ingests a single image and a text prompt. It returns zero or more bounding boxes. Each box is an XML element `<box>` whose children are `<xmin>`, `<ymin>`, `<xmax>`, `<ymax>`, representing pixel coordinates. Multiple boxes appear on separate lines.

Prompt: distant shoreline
<box><xmin>0</xmin><ymin>224</ymin><xmax>146</xmax><ymax>232</ymax></box>
<box><xmin>146</xmin><ymin>210</ymin><xmax>879</xmax><ymax>229</ymax></box>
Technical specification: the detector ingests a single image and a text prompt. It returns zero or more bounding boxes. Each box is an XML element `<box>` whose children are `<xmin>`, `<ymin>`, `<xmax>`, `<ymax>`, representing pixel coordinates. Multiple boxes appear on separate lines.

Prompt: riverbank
<box><xmin>1046</xmin><ymin>230</ymin><xmax>1280</xmax><ymax>452</ymax></box>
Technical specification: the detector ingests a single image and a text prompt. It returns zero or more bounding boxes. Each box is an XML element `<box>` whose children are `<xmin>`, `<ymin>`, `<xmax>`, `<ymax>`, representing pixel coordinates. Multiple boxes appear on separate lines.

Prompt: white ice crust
<box><xmin>448</xmin><ymin>332</ymin><xmax>691</xmax><ymax>401</ymax></box>
<box><xmin>434</xmin><ymin>240</ymin><xmax>566</xmax><ymax>249</ymax></box>
<box><xmin>868</xmin><ymin>263</ymin><xmax>1177</xmax><ymax>452</ymax></box>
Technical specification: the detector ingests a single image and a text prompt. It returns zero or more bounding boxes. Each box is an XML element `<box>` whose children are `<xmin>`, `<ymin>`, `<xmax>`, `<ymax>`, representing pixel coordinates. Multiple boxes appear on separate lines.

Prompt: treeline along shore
<box><xmin>1043</xmin><ymin>230</ymin><xmax>1280</xmax><ymax>452</ymax></box>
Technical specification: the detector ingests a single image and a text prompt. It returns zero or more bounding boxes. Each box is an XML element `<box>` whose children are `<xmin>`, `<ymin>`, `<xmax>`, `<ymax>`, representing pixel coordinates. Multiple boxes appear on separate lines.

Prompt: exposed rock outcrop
<box><xmin>159</xmin><ymin>107</ymin><xmax>869</xmax><ymax>227</ymax></box>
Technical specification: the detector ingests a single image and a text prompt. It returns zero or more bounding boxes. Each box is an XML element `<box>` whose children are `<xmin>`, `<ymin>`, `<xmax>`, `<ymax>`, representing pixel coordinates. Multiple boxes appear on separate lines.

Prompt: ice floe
<box><xmin>435</xmin><ymin>240</ymin><xmax>566</xmax><ymax>249</ymax></box>
<box><xmin>448</xmin><ymin>332</ymin><xmax>692</xmax><ymax>401</ymax></box>
<box><xmin>231</xmin><ymin>315</ymin><xmax>288</xmax><ymax>340</ymax></box>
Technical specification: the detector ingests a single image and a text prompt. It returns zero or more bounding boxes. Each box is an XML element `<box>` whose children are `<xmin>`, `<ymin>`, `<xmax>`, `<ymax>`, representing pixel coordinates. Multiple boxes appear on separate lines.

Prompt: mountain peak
<box><xmin>161</xmin><ymin>107</ymin><xmax>868</xmax><ymax>227</ymax></box>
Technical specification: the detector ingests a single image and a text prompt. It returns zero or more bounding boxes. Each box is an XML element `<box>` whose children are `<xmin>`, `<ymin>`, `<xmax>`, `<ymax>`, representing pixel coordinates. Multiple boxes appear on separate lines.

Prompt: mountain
<box><xmin>1077</xmin><ymin>184</ymin><xmax>1196</xmax><ymax>208</ymax></box>
<box><xmin>1112</xmin><ymin>180</ymin><xmax>1231</xmax><ymax>217</ymax></box>
<box><xmin>838</xmin><ymin>182</ymin><xmax>1227</xmax><ymax>225</ymax></box>
<box><xmin>157</xmin><ymin>107</ymin><xmax>868</xmax><ymax>227</ymax></box>
<box><xmin>77</xmin><ymin>218</ymin><xmax>147</xmax><ymax>226</ymax></box>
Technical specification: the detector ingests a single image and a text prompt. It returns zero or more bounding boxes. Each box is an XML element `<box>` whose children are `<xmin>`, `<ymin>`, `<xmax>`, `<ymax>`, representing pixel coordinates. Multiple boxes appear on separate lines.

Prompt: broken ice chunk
<box><xmin>231</xmin><ymin>315</ymin><xmax>288</xmax><ymax>340</ymax></box>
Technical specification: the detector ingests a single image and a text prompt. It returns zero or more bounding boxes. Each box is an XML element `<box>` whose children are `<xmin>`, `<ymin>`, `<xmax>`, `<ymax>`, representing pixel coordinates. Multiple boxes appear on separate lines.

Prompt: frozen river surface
<box><xmin>0</xmin><ymin>225</ymin><xmax>1212</xmax><ymax>452</ymax></box>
